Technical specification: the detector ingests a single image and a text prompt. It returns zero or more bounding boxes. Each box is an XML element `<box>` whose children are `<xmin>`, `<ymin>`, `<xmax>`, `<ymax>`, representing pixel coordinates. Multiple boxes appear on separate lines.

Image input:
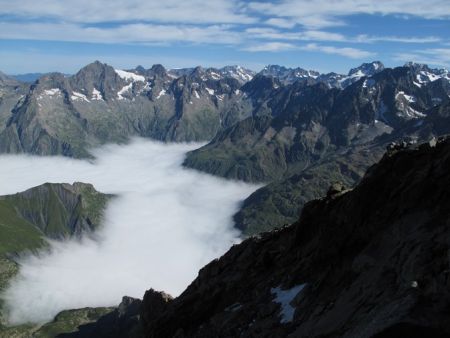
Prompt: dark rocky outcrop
<box><xmin>60</xmin><ymin>136</ymin><xmax>450</xmax><ymax>338</ymax></box>
<box><xmin>56</xmin><ymin>297</ymin><xmax>143</xmax><ymax>338</ymax></box>
<box><xmin>136</xmin><ymin>136</ymin><xmax>450</xmax><ymax>337</ymax></box>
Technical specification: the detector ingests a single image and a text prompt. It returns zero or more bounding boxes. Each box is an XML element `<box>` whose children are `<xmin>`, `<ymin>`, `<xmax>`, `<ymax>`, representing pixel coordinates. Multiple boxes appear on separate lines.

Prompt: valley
<box><xmin>0</xmin><ymin>59</ymin><xmax>449</xmax><ymax>337</ymax></box>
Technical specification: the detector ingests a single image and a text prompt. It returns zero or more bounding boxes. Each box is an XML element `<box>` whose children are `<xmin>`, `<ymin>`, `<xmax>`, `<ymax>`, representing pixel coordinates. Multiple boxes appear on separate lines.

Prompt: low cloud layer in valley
<box><xmin>0</xmin><ymin>139</ymin><xmax>258</xmax><ymax>324</ymax></box>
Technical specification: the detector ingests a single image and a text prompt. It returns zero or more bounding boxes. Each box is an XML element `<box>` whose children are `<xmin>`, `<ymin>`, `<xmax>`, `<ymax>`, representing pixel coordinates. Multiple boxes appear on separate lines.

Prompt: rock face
<box><xmin>135</xmin><ymin>136</ymin><xmax>450</xmax><ymax>337</ymax></box>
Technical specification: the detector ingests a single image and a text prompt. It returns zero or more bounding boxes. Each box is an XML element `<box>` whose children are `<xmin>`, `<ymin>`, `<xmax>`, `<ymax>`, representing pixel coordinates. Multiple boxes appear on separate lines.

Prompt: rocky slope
<box><xmin>0</xmin><ymin>72</ymin><xmax>28</xmax><ymax>139</ymax></box>
<box><xmin>184</xmin><ymin>64</ymin><xmax>450</xmax><ymax>234</ymax></box>
<box><xmin>235</xmin><ymin>100</ymin><xmax>450</xmax><ymax>235</ymax></box>
<box><xmin>185</xmin><ymin>64</ymin><xmax>450</xmax><ymax>182</ymax></box>
<box><xmin>61</xmin><ymin>136</ymin><xmax>450</xmax><ymax>338</ymax></box>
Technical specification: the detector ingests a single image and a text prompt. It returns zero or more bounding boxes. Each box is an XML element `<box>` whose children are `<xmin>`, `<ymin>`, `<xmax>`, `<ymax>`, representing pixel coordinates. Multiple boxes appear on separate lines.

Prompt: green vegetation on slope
<box><xmin>33</xmin><ymin>307</ymin><xmax>115</xmax><ymax>338</ymax></box>
<box><xmin>234</xmin><ymin>145</ymin><xmax>386</xmax><ymax>236</ymax></box>
<box><xmin>0</xmin><ymin>182</ymin><xmax>111</xmax><ymax>336</ymax></box>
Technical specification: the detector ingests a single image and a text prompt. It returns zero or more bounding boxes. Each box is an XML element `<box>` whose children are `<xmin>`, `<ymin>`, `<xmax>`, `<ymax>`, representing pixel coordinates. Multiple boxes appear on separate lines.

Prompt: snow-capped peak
<box><xmin>219</xmin><ymin>65</ymin><xmax>255</xmax><ymax>83</ymax></box>
<box><xmin>259</xmin><ymin>65</ymin><xmax>318</xmax><ymax>85</ymax></box>
<box><xmin>405</xmin><ymin>62</ymin><xmax>450</xmax><ymax>84</ymax></box>
<box><xmin>347</xmin><ymin>61</ymin><xmax>385</xmax><ymax>78</ymax></box>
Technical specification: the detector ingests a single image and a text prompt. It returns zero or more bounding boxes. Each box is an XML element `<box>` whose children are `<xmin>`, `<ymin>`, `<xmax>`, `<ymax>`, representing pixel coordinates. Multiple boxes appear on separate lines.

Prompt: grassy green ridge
<box><xmin>0</xmin><ymin>183</ymin><xmax>112</xmax><ymax>337</ymax></box>
<box><xmin>0</xmin><ymin>182</ymin><xmax>111</xmax><ymax>240</ymax></box>
<box><xmin>234</xmin><ymin>145</ymin><xmax>386</xmax><ymax>236</ymax></box>
<box><xmin>0</xmin><ymin>307</ymin><xmax>114</xmax><ymax>338</ymax></box>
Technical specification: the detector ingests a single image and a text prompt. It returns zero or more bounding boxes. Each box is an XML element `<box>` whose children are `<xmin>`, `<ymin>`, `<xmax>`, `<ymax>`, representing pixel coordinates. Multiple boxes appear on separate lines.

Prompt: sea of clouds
<box><xmin>0</xmin><ymin>139</ymin><xmax>258</xmax><ymax>324</ymax></box>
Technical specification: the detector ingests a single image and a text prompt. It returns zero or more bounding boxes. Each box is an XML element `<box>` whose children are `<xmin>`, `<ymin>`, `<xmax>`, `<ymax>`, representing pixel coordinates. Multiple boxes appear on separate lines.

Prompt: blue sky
<box><xmin>0</xmin><ymin>0</ymin><xmax>449</xmax><ymax>74</ymax></box>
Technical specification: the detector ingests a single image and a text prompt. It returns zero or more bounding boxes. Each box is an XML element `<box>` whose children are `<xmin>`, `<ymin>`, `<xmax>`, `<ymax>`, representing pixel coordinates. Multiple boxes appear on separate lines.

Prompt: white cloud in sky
<box><xmin>356</xmin><ymin>35</ymin><xmax>442</xmax><ymax>44</ymax></box>
<box><xmin>243</xmin><ymin>42</ymin><xmax>298</xmax><ymax>52</ymax></box>
<box><xmin>245</xmin><ymin>28</ymin><xmax>347</xmax><ymax>42</ymax></box>
<box><xmin>301</xmin><ymin>43</ymin><xmax>375</xmax><ymax>59</ymax></box>
<box><xmin>247</xmin><ymin>0</ymin><xmax>450</xmax><ymax>29</ymax></box>
<box><xmin>0</xmin><ymin>0</ymin><xmax>448</xmax><ymax>65</ymax></box>
<box><xmin>246</xmin><ymin>28</ymin><xmax>442</xmax><ymax>46</ymax></box>
<box><xmin>0</xmin><ymin>0</ymin><xmax>255</xmax><ymax>25</ymax></box>
<box><xmin>0</xmin><ymin>22</ymin><xmax>242</xmax><ymax>45</ymax></box>
<box><xmin>393</xmin><ymin>48</ymin><xmax>450</xmax><ymax>68</ymax></box>
<box><xmin>265</xmin><ymin>18</ymin><xmax>297</xmax><ymax>29</ymax></box>
<box><xmin>0</xmin><ymin>139</ymin><xmax>258</xmax><ymax>324</ymax></box>
<box><xmin>242</xmin><ymin>41</ymin><xmax>374</xmax><ymax>59</ymax></box>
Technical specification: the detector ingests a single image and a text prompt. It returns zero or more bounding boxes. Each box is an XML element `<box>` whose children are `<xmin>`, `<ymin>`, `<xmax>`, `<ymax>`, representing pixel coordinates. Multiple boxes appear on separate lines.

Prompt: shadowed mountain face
<box><xmin>61</xmin><ymin>136</ymin><xmax>450</xmax><ymax>338</ymax></box>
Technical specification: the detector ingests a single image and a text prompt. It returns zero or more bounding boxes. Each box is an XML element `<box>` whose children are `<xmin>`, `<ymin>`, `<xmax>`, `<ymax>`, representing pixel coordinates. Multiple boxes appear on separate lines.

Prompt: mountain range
<box><xmin>1</xmin><ymin>59</ymin><xmax>450</xmax><ymax>336</ymax></box>
<box><xmin>184</xmin><ymin>62</ymin><xmax>450</xmax><ymax>234</ymax></box>
<box><xmin>0</xmin><ymin>61</ymin><xmax>449</xmax><ymax>235</ymax></box>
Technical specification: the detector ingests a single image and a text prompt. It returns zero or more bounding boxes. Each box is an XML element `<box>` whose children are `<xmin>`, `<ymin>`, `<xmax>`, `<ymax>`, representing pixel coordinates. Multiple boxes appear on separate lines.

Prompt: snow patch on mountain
<box><xmin>115</xmin><ymin>69</ymin><xmax>145</xmax><ymax>82</ymax></box>
<box><xmin>92</xmin><ymin>88</ymin><xmax>103</xmax><ymax>101</ymax></box>
<box><xmin>156</xmin><ymin>89</ymin><xmax>166</xmax><ymax>99</ymax></box>
<box><xmin>117</xmin><ymin>83</ymin><xmax>133</xmax><ymax>100</ymax></box>
<box><xmin>271</xmin><ymin>284</ymin><xmax>306</xmax><ymax>323</ymax></box>
<box><xmin>71</xmin><ymin>91</ymin><xmax>90</xmax><ymax>102</ymax></box>
<box><xmin>396</xmin><ymin>91</ymin><xmax>417</xmax><ymax>103</ymax></box>
<box><xmin>43</xmin><ymin>88</ymin><xmax>61</xmax><ymax>96</ymax></box>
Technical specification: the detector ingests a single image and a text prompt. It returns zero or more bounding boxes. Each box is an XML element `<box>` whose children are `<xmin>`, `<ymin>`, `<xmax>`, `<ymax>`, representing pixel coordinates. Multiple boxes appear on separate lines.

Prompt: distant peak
<box><xmin>348</xmin><ymin>61</ymin><xmax>385</xmax><ymax>77</ymax></box>
<box><xmin>135</xmin><ymin>65</ymin><xmax>146</xmax><ymax>73</ymax></box>
<box><xmin>79</xmin><ymin>61</ymin><xmax>113</xmax><ymax>72</ymax></box>
<box><xmin>192</xmin><ymin>66</ymin><xmax>204</xmax><ymax>74</ymax></box>
<box><xmin>150</xmin><ymin>64</ymin><xmax>167</xmax><ymax>76</ymax></box>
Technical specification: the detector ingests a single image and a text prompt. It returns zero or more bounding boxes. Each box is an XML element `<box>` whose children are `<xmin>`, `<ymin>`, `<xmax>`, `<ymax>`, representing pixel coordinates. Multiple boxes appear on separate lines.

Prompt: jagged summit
<box><xmin>348</xmin><ymin>61</ymin><xmax>385</xmax><ymax>77</ymax></box>
<box><xmin>258</xmin><ymin>61</ymin><xmax>385</xmax><ymax>88</ymax></box>
<box><xmin>0</xmin><ymin>59</ymin><xmax>449</xmax><ymax>160</ymax></box>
